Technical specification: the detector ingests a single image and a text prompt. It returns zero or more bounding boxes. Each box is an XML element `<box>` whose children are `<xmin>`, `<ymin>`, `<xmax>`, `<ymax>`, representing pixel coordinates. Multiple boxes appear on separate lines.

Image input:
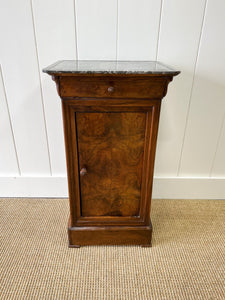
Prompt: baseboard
<box><xmin>153</xmin><ymin>177</ymin><xmax>225</xmax><ymax>199</ymax></box>
<box><xmin>0</xmin><ymin>176</ymin><xmax>224</xmax><ymax>199</ymax></box>
<box><xmin>0</xmin><ymin>176</ymin><xmax>68</xmax><ymax>198</ymax></box>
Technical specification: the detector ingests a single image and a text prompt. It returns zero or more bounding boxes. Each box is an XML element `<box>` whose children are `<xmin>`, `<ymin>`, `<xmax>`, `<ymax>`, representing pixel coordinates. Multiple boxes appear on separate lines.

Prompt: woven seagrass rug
<box><xmin>0</xmin><ymin>198</ymin><xmax>224</xmax><ymax>299</ymax></box>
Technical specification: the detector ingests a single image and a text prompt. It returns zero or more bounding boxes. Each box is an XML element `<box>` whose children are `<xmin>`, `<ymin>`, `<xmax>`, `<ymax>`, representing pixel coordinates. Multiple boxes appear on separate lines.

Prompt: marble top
<box><xmin>43</xmin><ymin>60</ymin><xmax>180</xmax><ymax>76</ymax></box>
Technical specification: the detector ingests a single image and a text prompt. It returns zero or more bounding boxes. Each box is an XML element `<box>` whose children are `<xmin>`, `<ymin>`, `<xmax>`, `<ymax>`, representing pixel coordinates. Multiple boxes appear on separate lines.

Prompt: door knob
<box><xmin>107</xmin><ymin>86</ymin><xmax>114</xmax><ymax>93</ymax></box>
<box><xmin>80</xmin><ymin>167</ymin><xmax>87</xmax><ymax>176</ymax></box>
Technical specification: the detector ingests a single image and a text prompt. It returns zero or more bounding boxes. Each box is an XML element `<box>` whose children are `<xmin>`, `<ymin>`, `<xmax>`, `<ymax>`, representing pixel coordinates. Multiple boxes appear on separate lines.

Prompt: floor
<box><xmin>0</xmin><ymin>198</ymin><xmax>224</xmax><ymax>299</ymax></box>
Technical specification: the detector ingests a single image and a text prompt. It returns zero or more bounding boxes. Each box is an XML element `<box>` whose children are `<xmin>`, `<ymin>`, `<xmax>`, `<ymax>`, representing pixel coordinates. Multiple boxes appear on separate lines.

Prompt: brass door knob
<box><xmin>80</xmin><ymin>167</ymin><xmax>87</xmax><ymax>176</ymax></box>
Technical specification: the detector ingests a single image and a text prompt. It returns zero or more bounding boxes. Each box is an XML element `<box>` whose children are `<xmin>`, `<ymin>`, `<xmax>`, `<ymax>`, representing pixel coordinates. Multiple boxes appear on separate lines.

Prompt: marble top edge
<box><xmin>43</xmin><ymin>60</ymin><xmax>180</xmax><ymax>75</ymax></box>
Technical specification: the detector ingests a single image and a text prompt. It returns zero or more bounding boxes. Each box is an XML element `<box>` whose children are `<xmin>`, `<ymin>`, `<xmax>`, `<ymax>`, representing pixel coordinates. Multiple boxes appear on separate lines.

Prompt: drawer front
<box><xmin>60</xmin><ymin>76</ymin><xmax>167</xmax><ymax>99</ymax></box>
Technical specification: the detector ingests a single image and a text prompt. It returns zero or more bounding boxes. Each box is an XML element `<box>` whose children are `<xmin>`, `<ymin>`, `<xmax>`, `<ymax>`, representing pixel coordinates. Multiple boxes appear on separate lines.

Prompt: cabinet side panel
<box><xmin>141</xmin><ymin>103</ymin><xmax>161</xmax><ymax>224</ymax></box>
<box><xmin>61</xmin><ymin>102</ymin><xmax>81</xmax><ymax>226</ymax></box>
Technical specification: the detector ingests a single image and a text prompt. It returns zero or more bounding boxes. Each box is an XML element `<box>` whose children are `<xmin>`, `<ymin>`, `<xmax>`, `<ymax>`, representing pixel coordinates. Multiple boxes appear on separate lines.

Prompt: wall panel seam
<box><xmin>177</xmin><ymin>0</ymin><xmax>208</xmax><ymax>176</ymax></box>
<box><xmin>73</xmin><ymin>0</ymin><xmax>79</xmax><ymax>60</ymax></box>
<box><xmin>30</xmin><ymin>0</ymin><xmax>52</xmax><ymax>175</ymax></box>
<box><xmin>209</xmin><ymin>111</ymin><xmax>225</xmax><ymax>176</ymax></box>
<box><xmin>155</xmin><ymin>0</ymin><xmax>163</xmax><ymax>61</ymax></box>
<box><xmin>116</xmin><ymin>0</ymin><xmax>119</xmax><ymax>60</ymax></box>
<box><xmin>0</xmin><ymin>65</ymin><xmax>21</xmax><ymax>175</ymax></box>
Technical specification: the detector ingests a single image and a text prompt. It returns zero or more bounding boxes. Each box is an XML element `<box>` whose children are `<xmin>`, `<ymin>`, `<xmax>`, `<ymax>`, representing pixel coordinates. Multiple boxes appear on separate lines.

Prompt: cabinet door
<box><xmin>77</xmin><ymin>112</ymin><xmax>146</xmax><ymax>217</ymax></box>
<box><xmin>63</xmin><ymin>100</ymin><xmax>161</xmax><ymax>226</ymax></box>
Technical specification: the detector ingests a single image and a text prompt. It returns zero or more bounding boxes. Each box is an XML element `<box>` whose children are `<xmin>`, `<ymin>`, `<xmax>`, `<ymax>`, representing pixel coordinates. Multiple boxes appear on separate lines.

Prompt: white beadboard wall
<box><xmin>0</xmin><ymin>0</ymin><xmax>224</xmax><ymax>199</ymax></box>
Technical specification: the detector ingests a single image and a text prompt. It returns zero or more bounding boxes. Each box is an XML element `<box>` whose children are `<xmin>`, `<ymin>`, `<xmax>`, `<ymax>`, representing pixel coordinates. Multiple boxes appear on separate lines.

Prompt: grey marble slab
<box><xmin>43</xmin><ymin>60</ymin><xmax>180</xmax><ymax>75</ymax></box>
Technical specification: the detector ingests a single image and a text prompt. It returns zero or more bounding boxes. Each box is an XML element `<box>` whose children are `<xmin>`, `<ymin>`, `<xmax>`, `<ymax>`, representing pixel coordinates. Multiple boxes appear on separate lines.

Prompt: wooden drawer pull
<box><xmin>107</xmin><ymin>86</ymin><xmax>114</xmax><ymax>93</ymax></box>
<box><xmin>80</xmin><ymin>167</ymin><xmax>87</xmax><ymax>176</ymax></box>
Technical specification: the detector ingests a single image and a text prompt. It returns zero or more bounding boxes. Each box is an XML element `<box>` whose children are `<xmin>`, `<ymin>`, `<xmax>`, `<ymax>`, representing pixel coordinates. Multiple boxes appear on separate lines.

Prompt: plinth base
<box><xmin>68</xmin><ymin>218</ymin><xmax>152</xmax><ymax>247</ymax></box>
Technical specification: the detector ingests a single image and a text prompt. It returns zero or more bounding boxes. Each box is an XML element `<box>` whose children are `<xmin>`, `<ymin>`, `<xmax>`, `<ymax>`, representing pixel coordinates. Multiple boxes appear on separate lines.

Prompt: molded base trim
<box><xmin>0</xmin><ymin>176</ymin><xmax>224</xmax><ymax>199</ymax></box>
<box><xmin>68</xmin><ymin>218</ymin><xmax>152</xmax><ymax>247</ymax></box>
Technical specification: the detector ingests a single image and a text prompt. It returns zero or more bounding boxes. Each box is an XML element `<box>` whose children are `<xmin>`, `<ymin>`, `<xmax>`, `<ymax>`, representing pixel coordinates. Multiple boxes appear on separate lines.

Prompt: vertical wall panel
<box><xmin>211</xmin><ymin>117</ymin><xmax>225</xmax><ymax>177</ymax></box>
<box><xmin>179</xmin><ymin>0</ymin><xmax>225</xmax><ymax>176</ymax></box>
<box><xmin>154</xmin><ymin>0</ymin><xmax>206</xmax><ymax>176</ymax></box>
<box><xmin>32</xmin><ymin>0</ymin><xmax>76</xmax><ymax>175</ymax></box>
<box><xmin>117</xmin><ymin>0</ymin><xmax>161</xmax><ymax>60</ymax></box>
<box><xmin>0</xmin><ymin>0</ymin><xmax>50</xmax><ymax>175</ymax></box>
<box><xmin>0</xmin><ymin>67</ymin><xmax>19</xmax><ymax>175</ymax></box>
<box><xmin>0</xmin><ymin>0</ymin><xmax>224</xmax><ymax>198</ymax></box>
<box><xmin>75</xmin><ymin>0</ymin><xmax>117</xmax><ymax>60</ymax></box>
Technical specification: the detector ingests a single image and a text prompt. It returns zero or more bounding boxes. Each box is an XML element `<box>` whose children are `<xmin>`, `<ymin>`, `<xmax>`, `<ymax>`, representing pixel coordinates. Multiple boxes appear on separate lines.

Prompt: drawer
<box><xmin>59</xmin><ymin>76</ymin><xmax>167</xmax><ymax>99</ymax></box>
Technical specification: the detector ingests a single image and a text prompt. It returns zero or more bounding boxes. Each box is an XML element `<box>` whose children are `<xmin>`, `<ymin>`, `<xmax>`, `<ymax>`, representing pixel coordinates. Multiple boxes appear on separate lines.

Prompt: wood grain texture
<box><xmin>68</xmin><ymin>226</ymin><xmax>152</xmax><ymax>247</ymax></box>
<box><xmin>49</xmin><ymin>69</ymin><xmax>178</xmax><ymax>246</ymax></box>
<box><xmin>62</xmin><ymin>100</ymin><xmax>156</xmax><ymax>227</ymax></box>
<box><xmin>61</xmin><ymin>101</ymin><xmax>81</xmax><ymax>226</ymax></box>
<box><xmin>68</xmin><ymin>218</ymin><xmax>152</xmax><ymax>247</ymax></box>
<box><xmin>60</xmin><ymin>76</ymin><xmax>168</xmax><ymax>99</ymax></box>
<box><xmin>77</xmin><ymin>112</ymin><xmax>147</xmax><ymax>217</ymax></box>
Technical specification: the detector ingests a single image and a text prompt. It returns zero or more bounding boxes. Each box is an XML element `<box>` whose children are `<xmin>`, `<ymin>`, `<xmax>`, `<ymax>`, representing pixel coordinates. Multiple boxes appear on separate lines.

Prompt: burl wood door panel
<box><xmin>76</xmin><ymin>112</ymin><xmax>147</xmax><ymax>217</ymax></box>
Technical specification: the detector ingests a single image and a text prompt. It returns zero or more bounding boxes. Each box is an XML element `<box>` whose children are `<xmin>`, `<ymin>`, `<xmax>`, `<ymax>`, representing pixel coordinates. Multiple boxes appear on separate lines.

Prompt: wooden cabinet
<box><xmin>43</xmin><ymin>60</ymin><xmax>179</xmax><ymax>247</ymax></box>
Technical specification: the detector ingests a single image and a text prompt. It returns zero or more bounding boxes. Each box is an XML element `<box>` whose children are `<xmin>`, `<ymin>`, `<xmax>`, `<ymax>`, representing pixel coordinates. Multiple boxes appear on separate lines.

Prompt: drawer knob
<box><xmin>80</xmin><ymin>167</ymin><xmax>87</xmax><ymax>176</ymax></box>
<box><xmin>107</xmin><ymin>86</ymin><xmax>114</xmax><ymax>93</ymax></box>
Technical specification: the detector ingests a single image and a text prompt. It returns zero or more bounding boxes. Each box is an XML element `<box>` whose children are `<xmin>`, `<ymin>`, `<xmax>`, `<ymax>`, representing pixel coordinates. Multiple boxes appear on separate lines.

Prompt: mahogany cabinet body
<box><xmin>44</xmin><ymin>61</ymin><xmax>179</xmax><ymax>247</ymax></box>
